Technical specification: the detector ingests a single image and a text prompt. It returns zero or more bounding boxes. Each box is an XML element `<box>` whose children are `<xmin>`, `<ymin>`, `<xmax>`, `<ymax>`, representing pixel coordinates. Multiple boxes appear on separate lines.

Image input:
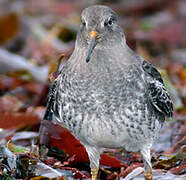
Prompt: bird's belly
<box><xmin>90</xmin><ymin>132</ymin><xmax>129</xmax><ymax>149</ymax></box>
<box><xmin>80</xmin><ymin>124</ymin><xmax>142</xmax><ymax>152</ymax></box>
<box><xmin>76</xmin><ymin>115</ymin><xmax>144</xmax><ymax>152</ymax></box>
<box><xmin>75</xmin><ymin>111</ymin><xmax>162</xmax><ymax>152</ymax></box>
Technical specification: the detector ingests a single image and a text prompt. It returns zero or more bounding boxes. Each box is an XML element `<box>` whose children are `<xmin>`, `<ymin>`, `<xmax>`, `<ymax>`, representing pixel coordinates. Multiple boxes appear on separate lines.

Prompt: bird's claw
<box><xmin>144</xmin><ymin>172</ymin><xmax>153</xmax><ymax>180</ymax></box>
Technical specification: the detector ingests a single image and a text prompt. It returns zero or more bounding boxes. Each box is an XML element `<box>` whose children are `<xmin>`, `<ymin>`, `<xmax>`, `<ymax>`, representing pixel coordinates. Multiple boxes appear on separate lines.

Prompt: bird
<box><xmin>40</xmin><ymin>5</ymin><xmax>173</xmax><ymax>180</ymax></box>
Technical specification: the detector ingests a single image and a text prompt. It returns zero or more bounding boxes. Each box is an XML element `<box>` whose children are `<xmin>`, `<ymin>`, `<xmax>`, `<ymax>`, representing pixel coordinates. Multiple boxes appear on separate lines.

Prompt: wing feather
<box><xmin>142</xmin><ymin>60</ymin><xmax>173</xmax><ymax>117</ymax></box>
<box><xmin>43</xmin><ymin>80</ymin><xmax>57</xmax><ymax>121</ymax></box>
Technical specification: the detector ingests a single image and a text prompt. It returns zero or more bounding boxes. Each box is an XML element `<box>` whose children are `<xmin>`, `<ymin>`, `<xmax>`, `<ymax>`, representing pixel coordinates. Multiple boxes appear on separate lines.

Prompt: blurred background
<box><xmin>0</xmin><ymin>0</ymin><xmax>185</xmax><ymax>179</ymax></box>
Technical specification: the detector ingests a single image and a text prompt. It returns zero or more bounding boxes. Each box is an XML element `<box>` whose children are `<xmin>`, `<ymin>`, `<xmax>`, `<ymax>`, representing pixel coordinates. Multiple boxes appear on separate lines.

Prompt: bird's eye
<box><xmin>82</xmin><ymin>20</ymin><xmax>86</xmax><ymax>26</ymax></box>
<box><xmin>108</xmin><ymin>18</ymin><xmax>113</xmax><ymax>25</ymax></box>
<box><xmin>104</xmin><ymin>17</ymin><xmax>114</xmax><ymax>26</ymax></box>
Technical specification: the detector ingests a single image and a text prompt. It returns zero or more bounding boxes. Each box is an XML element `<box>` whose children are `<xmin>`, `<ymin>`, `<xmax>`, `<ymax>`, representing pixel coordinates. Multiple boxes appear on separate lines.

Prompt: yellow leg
<box><xmin>144</xmin><ymin>171</ymin><xmax>153</xmax><ymax>180</ymax></box>
<box><xmin>91</xmin><ymin>168</ymin><xmax>98</xmax><ymax>180</ymax></box>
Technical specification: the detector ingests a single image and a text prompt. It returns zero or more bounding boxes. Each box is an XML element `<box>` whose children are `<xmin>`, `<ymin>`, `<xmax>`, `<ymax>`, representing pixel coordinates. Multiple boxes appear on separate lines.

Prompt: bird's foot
<box><xmin>91</xmin><ymin>168</ymin><xmax>98</xmax><ymax>180</ymax></box>
<box><xmin>144</xmin><ymin>172</ymin><xmax>153</xmax><ymax>180</ymax></box>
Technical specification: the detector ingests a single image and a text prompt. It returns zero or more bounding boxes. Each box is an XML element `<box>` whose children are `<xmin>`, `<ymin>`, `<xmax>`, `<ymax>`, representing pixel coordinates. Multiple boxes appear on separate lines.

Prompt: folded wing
<box><xmin>142</xmin><ymin>60</ymin><xmax>173</xmax><ymax>118</ymax></box>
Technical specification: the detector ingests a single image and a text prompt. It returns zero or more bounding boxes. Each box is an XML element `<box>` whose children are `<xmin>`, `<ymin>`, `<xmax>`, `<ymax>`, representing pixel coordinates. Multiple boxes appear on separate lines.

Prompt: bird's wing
<box><xmin>43</xmin><ymin>62</ymin><xmax>68</xmax><ymax>121</ymax></box>
<box><xmin>43</xmin><ymin>80</ymin><xmax>57</xmax><ymax>121</ymax></box>
<box><xmin>39</xmin><ymin>79</ymin><xmax>58</xmax><ymax>146</ymax></box>
<box><xmin>142</xmin><ymin>60</ymin><xmax>173</xmax><ymax>118</ymax></box>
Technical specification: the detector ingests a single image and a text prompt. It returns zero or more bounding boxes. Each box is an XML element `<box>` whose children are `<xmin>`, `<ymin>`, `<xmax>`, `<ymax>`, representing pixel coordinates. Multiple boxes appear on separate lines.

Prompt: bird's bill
<box><xmin>86</xmin><ymin>31</ymin><xmax>98</xmax><ymax>63</ymax></box>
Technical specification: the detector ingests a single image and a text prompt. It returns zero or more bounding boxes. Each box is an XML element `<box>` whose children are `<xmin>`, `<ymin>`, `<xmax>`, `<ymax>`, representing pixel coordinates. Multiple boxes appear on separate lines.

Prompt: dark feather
<box><xmin>142</xmin><ymin>60</ymin><xmax>173</xmax><ymax>117</ymax></box>
<box><xmin>43</xmin><ymin>80</ymin><xmax>57</xmax><ymax>121</ymax></box>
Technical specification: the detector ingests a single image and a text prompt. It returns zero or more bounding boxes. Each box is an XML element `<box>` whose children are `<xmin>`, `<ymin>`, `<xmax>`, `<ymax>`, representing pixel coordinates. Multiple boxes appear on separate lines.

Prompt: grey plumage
<box><xmin>42</xmin><ymin>5</ymin><xmax>173</xmax><ymax>180</ymax></box>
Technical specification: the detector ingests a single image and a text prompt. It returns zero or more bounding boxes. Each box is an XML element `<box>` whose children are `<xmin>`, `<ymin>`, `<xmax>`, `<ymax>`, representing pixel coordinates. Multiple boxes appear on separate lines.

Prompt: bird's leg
<box><xmin>84</xmin><ymin>145</ymin><xmax>102</xmax><ymax>180</ymax></box>
<box><xmin>140</xmin><ymin>147</ymin><xmax>153</xmax><ymax>180</ymax></box>
<box><xmin>91</xmin><ymin>168</ymin><xmax>99</xmax><ymax>180</ymax></box>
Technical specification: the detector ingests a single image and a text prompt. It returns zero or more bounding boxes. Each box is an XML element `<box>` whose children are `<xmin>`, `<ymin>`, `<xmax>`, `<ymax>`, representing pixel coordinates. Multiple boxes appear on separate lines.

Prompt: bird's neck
<box><xmin>67</xmin><ymin>41</ymin><xmax>134</xmax><ymax>76</ymax></box>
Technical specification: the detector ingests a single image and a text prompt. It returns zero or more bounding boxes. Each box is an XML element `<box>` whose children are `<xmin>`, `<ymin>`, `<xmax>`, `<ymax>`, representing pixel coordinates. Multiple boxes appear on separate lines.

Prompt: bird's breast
<box><xmin>55</xmin><ymin>63</ymin><xmax>162</xmax><ymax>150</ymax></box>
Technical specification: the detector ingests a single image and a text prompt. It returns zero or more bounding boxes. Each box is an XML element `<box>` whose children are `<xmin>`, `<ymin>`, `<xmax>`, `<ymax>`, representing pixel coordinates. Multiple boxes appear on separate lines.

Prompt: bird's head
<box><xmin>76</xmin><ymin>5</ymin><xmax>125</xmax><ymax>62</ymax></box>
